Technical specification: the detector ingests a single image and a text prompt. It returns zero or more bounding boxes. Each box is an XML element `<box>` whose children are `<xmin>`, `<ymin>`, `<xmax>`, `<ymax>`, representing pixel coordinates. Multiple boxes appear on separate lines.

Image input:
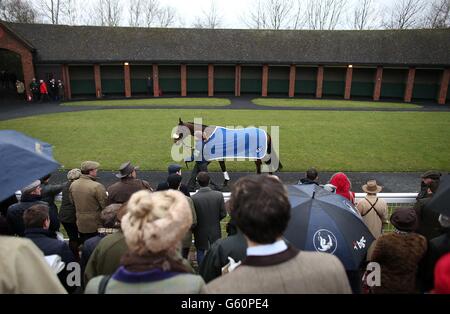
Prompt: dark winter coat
<box><xmin>156</xmin><ymin>181</ymin><xmax>190</xmax><ymax>197</ymax></box>
<box><xmin>419</xmin><ymin>229</ymin><xmax>450</xmax><ymax>292</ymax></box>
<box><xmin>24</xmin><ymin>227</ymin><xmax>76</xmax><ymax>293</ymax></box>
<box><xmin>0</xmin><ymin>194</ymin><xmax>18</xmax><ymax>217</ymax></box>
<box><xmin>369</xmin><ymin>232</ymin><xmax>427</xmax><ymax>294</ymax></box>
<box><xmin>59</xmin><ymin>182</ymin><xmax>76</xmax><ymax>223</ymax></box>
<box><xmin>414</xmin><ymin>198</ymin><xmax>444</xmax><ymax>241</ymax></box>
<box><xmin>41</xmin><ymin>183</ymin><xmax>65</xmax><ymax>212</ymax></box>
<box><xmin>199</xmin><ymin>230</ymin><xmax>247</xmax><ymax>283</ymax></box>
<box><xmin>191</xmin><ymin>187</ymin><xmax>227</xmax><ymax>250</ymax></box>
<box><xmin>106</xmin><ymin>177</ymin><xmax>152</xmax><ymax>205</ymax></box>
<box><xmin>80</xmin><ymin>233</ymin><xmax>107</xmax><ymax>271</ymax></box>
<box><xmin>24</xmin><ymin>228</ymin><xmax>75</xmax><ymax>264</ymax></box>
<box><xmin>298</xmin><ymin>178</ymin><xmax>319</xmax><ymax>185</ymax></box>
<box><xmin>6</xmin><ymin>194</ymin><xmax>59</xmax><ymax>236</ymax></box>
<box><xmin>41</xmin><ymin>182</ymin><xmax>65</xmax><ymax>221</ymax></box>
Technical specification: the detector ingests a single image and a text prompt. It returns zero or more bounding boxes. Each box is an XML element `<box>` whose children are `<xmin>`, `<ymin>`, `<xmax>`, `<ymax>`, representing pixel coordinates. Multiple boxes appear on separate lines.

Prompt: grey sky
<box><xmin>30</xmin><ymin>0</ymin><xmax>414</xmax><ymax>29</ymax></box>
<box><xmin>163</xmin><ymin>0</ymin><xmax>395</xmax><ymax>28</ymax></box>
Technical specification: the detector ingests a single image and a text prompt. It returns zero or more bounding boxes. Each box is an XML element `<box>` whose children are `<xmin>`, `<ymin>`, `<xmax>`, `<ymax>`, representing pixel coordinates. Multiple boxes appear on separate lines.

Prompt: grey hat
<box><xmin>116</xmin><ymin>161</ymin><xmax>138</xmax><ymax>178</ymax></box>
<box><xmin>21</xmin><ymin>180</ymin><xmax>41</xmax><ymax>194</ymax></box>
<box><xmin>81</xmin><ymin>161</ymin><xmax>100</xmax><ymax>172</ymax></box>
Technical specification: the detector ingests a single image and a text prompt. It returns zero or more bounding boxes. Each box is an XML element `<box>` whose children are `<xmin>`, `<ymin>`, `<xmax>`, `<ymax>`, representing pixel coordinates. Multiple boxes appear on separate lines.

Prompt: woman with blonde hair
<box><xmin>85</xmin><ymin>190</ymin><xmax>205</xmax><ymax>294</ymax></box>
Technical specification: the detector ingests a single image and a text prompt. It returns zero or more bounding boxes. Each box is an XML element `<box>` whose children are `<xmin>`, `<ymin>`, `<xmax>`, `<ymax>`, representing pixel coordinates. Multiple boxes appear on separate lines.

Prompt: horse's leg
<box><xmin>255</xmin><ymin>159</ymin><xmax>262</xmax><ymax>174</ymax></box>
<box><xmin>218</xmin><ymin>160</ymin><xmax>230</xmax><ymax>185</ymax></box>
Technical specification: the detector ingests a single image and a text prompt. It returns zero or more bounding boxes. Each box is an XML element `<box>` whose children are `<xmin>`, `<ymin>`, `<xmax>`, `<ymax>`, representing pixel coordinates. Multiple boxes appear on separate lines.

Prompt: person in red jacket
<box><xmin>329</xmin><ymin>172</ymin><xmax>356</xmax><ymax>204</ymax></box>
<box><xmin>39</xmin><ymin>79</ymin><xmax>49</xmax><ymax>102</ymax></box>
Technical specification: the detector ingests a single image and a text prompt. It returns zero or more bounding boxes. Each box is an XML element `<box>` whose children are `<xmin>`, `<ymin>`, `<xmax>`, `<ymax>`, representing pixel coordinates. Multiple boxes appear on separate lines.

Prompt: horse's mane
<box><xmin>185</xmin><ymin>121</ymin><xmax>209</xmax><ymax>128</ymax></box>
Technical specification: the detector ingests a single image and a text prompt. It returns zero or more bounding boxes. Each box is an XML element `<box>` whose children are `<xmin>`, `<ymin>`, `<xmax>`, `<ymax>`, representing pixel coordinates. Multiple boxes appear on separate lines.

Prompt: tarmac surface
<box><xmin>1</xmin><ymin>94</ymin><xmax>450</xmax><ymax>121</ymax></box>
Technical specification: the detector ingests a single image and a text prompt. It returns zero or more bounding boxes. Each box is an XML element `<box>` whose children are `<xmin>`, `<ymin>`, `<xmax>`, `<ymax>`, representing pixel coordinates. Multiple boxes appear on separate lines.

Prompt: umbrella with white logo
<box><xmin>284</xmin><ymin>184</ymin><xmax>375</xmax><ymax>270</ymax></box>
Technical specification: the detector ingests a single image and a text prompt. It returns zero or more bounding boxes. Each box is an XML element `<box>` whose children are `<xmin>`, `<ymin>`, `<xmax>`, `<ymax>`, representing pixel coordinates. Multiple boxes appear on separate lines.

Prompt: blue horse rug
<box><xmin>203</xmin><ymin>127</ymin><xmax>268</xmax><ymax>161</ymax></box>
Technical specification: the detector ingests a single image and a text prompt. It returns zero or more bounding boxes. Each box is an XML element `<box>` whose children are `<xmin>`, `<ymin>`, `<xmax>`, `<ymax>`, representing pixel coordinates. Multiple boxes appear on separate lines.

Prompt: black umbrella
<box><xmin>284</xmin><ymin>184</ymin><xmax>375</xmax><ymax>270</ymax></box>
<box><xmin>0</xmin><ymin>130</ymin><xmax>60</xmax><ymax>202</ymax></box>
<box><xmin>426</xmin><ymin>175</ymin><xmax>450</xmax><ymax>216</ymax></box>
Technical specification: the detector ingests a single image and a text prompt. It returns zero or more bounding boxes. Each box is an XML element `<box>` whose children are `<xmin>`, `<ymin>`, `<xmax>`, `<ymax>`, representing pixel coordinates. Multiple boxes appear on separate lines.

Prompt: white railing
<box><xmin>16</xmin><ymin>191</ymin><xmax>418</xmax><ymax>204</ymax></box>
<box><xmin>207</xmin><ymin>192</ymin><xmax>418</xmax><ymax>204</ymax></box>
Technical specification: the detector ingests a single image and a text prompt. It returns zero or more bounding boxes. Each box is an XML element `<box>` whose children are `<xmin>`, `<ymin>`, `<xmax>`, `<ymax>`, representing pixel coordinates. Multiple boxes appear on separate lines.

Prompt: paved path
<box><xmin>46</xmin><ymin>170</ymin><xmax>445</xmax><ymax>194</ymax></box>
<box><xmin>1</xmin><ymin>95</ymin><xmax>450</xmax><ymax>121</ymax></box>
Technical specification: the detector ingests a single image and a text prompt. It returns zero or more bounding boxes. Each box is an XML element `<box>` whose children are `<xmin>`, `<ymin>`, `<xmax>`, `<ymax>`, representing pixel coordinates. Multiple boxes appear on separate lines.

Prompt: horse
<box><xmin>172</xmin><ymin>118</ymin><xmax>282</xmax><ymax>185</ymax></box>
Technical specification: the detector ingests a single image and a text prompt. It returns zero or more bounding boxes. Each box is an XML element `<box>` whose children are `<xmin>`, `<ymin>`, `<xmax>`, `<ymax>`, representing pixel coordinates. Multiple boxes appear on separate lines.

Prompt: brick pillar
<box><xmin>316</xmin><ymin>66</ymin><xmax>324</xmax><ymax>98</ymax></box>
<box><xmin>373</xmin><ymin>66</ymin><xmax>383</xmax><ymax>101</ymax></box>
<box><xmin>94</xmin><ymin>64</ymin><xmax>102</xmax><ymax>99</ymax></box>
<box><xmin>437</xmin><ymin>68</ymin><xmax>450</xmax><ymax>105</ymax></box>
<box><xmin>404</xmin><ymin>67</ymin><xmax>416</xmax><ymax>103</ymax></box>
<box><xmin>208</xmin><ymin>64</ymin><xmax>214</xmax><ymax>97</ymax></box>
<box><xmin>124</xmin><ymin>63</ymin><xmax>131</xmax><ymax>97</ymax></box>
<box><xmin>289</xmin><ymin>65</ymin><xmax>296</xmax><ymax>98</ymax></box>
<box><xmin>235</xmin><ymin>64</ymin><xmax>241</xmax><ymax>96</ymax></box>
<box><xmin>61</xmin><ymin>64</ymin><xmax>72</xmax><ymax>100</ymax></box>
<box><xmin>21</xmin><ymin>51</ymin><xmax>35</xmax><ymax>100</ymax></box>
<box><xmin>152</xmin><ymin>64</ymin><xmax>159</xmax><ymax>97</ymax></box>
<box><xmin>262</xmin><ymin>64</ymin><xmax>269</xmax><ymax>97</ymax></box>
<box><xmin>344</xmin><ymin>66</ymin><xmax>353</xmax><ymax>100</ymax></box>
<box><xmin>181</xmin><ymin>64</ymin><xmax>187</xmax><ymax>97</ymax></box>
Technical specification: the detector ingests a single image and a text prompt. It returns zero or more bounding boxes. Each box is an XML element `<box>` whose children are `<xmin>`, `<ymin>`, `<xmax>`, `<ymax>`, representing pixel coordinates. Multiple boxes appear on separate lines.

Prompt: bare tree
<box><xmin>156</xmin><ymin>5</ymin><xmax>176</xmax><ymax>27</ymax></box>
<box><xmin>63</xmin><ymin>0</ymin><xmax>79</xmax><ymax>25</ymax></box>
<box><xmin>244</xmin><ymin>0</ymin><xmax>294</xmax><ymax>29</ymax></box>
<box><xmin>193</xmin><ymin>0</ymin><xmax>223</xmax><ymax>29</ymax></box>
<box><xmin>0</xmin><ymin>0</ymin><xmax>38</xmax><ymax>23</ymax></box>
<box><xmin>143</xmin><ymin>0</ymin><xmax>159</xmax><ymax>27</ymax></box>
<box><xmin>424</xmin><ymin>0</ymin><xmax>450</xmax><ymax>28</ymax></box>
<box><xmin>37</xmin><ymin>0</ymin><xmax>67</xmax><ymax>24</ymax></box>
<box><xmin>305</xmin><ymin>0</ymin><xmax>348</xmax><ymax>30</ymax></box>
<box><xmin>129</xmin><ymin>0</ymin><xmax>143</xmax><ymax>27</ymax></box>
<box><xmin>382</xmin><ymin>0</ymin><xmax>426</xmax><ymax>29</ymax></box>
<box><xmin>94</xmin><ymin>0</ymin><xmax>122</xmax><ymax>27</ymax></box>
<box><xmin>291</xmin><ymin>0</ymin><xmax>305</xmax><ymax>29</ymax></box>
<box><xmin>351</xmin><ymin>0</ymin><xmax>376</xmax><ymax>30</ymax></box>
<box><xmin>267</xmin><ymin>0</ymin><xmax>294</xmax><ymax>29</ymax></box>
<box><xmin>243</xmin><ymin>0</ymin><xmax>268</xmax><ymax>29</ymax></box>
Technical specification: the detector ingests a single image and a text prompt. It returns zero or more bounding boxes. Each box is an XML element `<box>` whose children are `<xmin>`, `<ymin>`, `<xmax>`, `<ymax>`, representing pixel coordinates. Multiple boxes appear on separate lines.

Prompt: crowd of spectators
<box><xmin>0</xmin><ymin>163</ymin><xmax>448</xmax><ymax>294</ymax></box>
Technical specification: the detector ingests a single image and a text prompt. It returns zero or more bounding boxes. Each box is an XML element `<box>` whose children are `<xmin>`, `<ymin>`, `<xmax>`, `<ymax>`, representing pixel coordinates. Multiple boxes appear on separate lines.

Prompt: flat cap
<box><xmin>421</xmin><ymin>170</ymin><xmax>441</xmax><ymax>180</ymax></box>
<box><xmin>168</xmin><ymin>164</ymin><xmax>182</xmax><ymax>174</ymax></box>
<box><xmin>21</xmin><ymin>180</ymin><xmax>41</xmax><ymax>194</ymax></box>
<box><xmin>81</xmin><ymin>161</ymin><xmax>100</xmax><ymax>172</ymax></box>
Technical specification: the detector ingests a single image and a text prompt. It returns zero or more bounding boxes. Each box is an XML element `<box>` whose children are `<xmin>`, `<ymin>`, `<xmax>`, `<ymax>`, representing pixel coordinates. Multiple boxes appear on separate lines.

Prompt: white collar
<box><xmin>246</xmin><ymin>240</ymin><xmax>288</xmax><ymax>256</ymax></box>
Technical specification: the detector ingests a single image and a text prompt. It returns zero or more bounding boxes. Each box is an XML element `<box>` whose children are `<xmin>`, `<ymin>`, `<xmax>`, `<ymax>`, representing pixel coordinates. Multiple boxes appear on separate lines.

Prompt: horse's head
<box><xmin>172</xmin><ymin>118</ymin><xmax>192</xmax><ymax>144</ymax></box>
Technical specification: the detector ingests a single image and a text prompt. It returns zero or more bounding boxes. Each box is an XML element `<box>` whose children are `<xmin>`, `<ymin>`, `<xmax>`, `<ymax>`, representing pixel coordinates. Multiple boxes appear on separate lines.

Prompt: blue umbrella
<box><xmin>284</xmin><ymin>184</ymin><xmax>375</xmax><ymax>270</ymax></box>
<box><xmin>0</xmin><ymin>130</ymin><xmax>60</xmax><ymax>202</ymax></box>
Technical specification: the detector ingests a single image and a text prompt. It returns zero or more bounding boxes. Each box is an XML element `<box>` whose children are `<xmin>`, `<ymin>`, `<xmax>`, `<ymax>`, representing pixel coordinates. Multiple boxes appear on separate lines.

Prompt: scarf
<box><xmin>120</xmin><ymin>249</ymin><xmax>192</xmax><ymax>274</ymax></box>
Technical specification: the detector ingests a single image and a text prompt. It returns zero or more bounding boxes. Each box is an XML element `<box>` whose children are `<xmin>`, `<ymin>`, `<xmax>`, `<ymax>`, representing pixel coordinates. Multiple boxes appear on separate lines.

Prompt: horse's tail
<box><xmin>272</xmin><ymin>150</ymin><xmax>283</xmax><ymax>172</ymax></box>
<box><xmin>267</xmin><ymin>133</ymin><xmax>283</xmax><ymax>172</ymax></box>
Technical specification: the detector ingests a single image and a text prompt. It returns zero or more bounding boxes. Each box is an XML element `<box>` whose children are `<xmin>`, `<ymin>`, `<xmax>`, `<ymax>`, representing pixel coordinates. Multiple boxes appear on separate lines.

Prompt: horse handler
<box><xmin>186</xmin><ymin>131</ymin><xmax>221</xmax><ymax>192</ymax></box>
